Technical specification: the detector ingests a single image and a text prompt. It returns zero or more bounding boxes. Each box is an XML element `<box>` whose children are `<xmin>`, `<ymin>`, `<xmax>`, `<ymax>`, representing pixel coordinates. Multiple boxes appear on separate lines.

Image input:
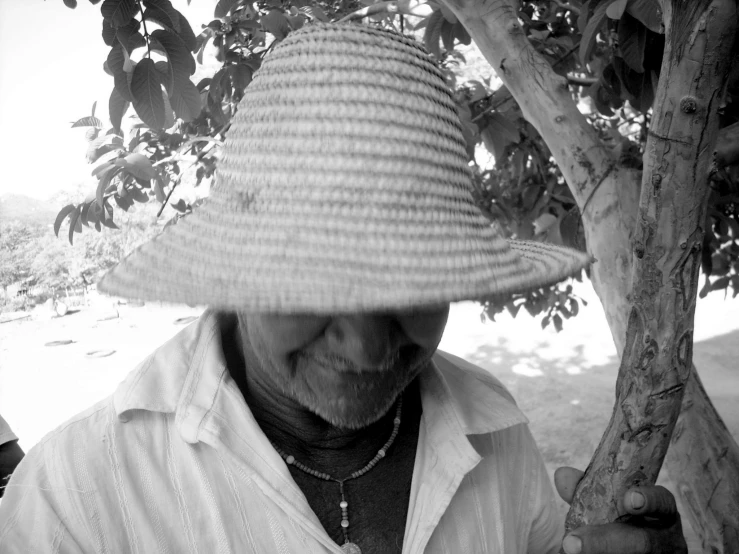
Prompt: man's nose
<box><xmin>325</xmin><ymin>314</ymin><xmax>397</xmax><ymax>369</ymax></box>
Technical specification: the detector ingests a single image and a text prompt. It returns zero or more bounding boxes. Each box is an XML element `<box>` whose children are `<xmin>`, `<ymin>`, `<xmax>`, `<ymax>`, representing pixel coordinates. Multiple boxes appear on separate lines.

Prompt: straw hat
<box><xmin>98</xmin><ymin>23</ymin><xmax>591</xmax><ymax>314</ymax></box>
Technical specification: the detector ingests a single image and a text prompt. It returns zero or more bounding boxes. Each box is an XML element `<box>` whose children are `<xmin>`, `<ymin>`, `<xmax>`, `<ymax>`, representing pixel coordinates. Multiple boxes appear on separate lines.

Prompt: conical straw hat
<box><xmin>99</xmin><ymin>23</ymin><xmax>592</xmax><ymax>313</ymax></box>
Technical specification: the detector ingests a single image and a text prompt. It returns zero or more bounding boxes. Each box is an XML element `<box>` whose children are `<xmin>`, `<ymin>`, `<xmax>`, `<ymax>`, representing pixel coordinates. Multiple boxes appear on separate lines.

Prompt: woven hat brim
<box><xmin>98</xmin><ymin>208</ymin><xmax>591</xmax><ymax>314</ymax></box>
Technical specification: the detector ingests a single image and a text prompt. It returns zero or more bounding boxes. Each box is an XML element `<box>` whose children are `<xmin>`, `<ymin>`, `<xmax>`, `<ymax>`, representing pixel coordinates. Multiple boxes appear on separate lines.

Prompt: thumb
<box><xmin>554</xmin><ymin>466</ymin><xmax>585</xmax><ymax>505</ymax></box>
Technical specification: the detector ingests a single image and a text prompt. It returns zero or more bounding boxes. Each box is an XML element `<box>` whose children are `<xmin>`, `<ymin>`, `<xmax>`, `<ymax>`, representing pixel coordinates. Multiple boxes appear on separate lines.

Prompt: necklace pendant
<box><xmin>341</xmin><ymin>542</ymin><xmax>362</xmax><ymax>554</ymax></box>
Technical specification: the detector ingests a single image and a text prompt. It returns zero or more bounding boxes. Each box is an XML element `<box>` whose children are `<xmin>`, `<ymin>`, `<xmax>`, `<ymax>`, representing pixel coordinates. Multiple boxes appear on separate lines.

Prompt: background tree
<box><xmin>52</xmin><ymin>0</ymin><xmax>739</xmax><ymax>550</ymax></box>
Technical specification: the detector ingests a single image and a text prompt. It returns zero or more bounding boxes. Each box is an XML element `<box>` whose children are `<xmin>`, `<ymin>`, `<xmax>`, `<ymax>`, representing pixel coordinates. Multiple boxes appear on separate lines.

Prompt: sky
<box><xmin>0</xmin><ymin>0</ymin><xmax>215</xmax><ymax>200</ymax></box>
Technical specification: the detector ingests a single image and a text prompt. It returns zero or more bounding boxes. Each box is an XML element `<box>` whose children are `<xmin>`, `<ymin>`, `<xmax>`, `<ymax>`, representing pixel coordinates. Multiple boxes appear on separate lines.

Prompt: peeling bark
<box><xmin>442</xmin><ymin>0</ymin><xmax>739</xmax><ymax>550</ymax></box>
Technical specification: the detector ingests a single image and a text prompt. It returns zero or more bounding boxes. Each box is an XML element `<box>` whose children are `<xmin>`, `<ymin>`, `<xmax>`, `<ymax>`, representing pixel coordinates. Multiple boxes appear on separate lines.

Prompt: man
<box><xmin>0</xmin><ymin>24</ymin><xmax>686</xmax><ymax>553</ymax></box>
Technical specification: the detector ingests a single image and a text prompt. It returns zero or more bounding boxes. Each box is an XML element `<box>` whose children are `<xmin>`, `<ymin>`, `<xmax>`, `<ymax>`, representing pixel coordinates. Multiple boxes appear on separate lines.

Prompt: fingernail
<box><xmin>562</xmin><ymin>535</ymin><xmax>582</xmax><ymax>554</ymax></box>
<box><xmin>629</xmin><ymin>490</ymin><xmax>646</xmax><ymax>509</ymax></box>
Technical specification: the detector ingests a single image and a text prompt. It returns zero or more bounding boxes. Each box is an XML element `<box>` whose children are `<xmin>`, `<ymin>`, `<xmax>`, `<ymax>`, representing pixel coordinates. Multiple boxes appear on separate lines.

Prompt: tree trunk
<box><xmin>564</xmin><ymin>0</ymin><xmax>737</xmax><ymax>533</ymax></box>
<box><xmin>441</xmin><ymin>0</ymin><xmax>739</xmax><ymax>550</ymax></box>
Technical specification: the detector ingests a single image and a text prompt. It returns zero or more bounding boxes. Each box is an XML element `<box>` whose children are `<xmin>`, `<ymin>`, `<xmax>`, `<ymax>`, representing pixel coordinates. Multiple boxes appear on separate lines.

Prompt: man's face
<box><xmin>238</xmin><ymin>305</ymin><xmax>450</xmax><ymax>429</ymax></box>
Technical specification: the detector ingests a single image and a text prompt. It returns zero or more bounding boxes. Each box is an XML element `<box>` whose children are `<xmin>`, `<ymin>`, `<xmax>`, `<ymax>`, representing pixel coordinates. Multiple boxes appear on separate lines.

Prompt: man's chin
<box><xmin>308</xmin><ymin>395</ymin><xmax>395</xmax><ymax>430</ymax></box>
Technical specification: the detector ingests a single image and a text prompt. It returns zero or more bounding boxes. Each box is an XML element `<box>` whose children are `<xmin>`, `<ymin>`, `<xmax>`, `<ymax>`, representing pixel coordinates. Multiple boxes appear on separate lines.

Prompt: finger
<box><xmin>623</xmin><ymin>485</ymin><xmax>678</xmax><ymax>519</ymax></box>
<box><xmin>554</xmin><ymin>466</ymin><xmax>585</xmax><ymax>505</ymax></box>
<box><xmin>562</xmin><ymin>522</ymin><xmax>684</xmax><ymax>554</ymax></box>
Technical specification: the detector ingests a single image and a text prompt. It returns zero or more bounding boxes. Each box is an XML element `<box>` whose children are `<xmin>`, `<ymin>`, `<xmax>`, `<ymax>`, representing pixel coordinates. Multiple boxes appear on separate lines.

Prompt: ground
<box><xmin>1</xmin><ymin>284</ymin><xmax>737</xmax><ymax>552</ymax></box>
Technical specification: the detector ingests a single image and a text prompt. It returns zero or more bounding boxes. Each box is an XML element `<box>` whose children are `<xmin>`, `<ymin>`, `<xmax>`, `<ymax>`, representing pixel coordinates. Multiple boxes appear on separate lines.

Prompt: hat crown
<box><xmin>214</xmin><ymin>23</ymin><xmax>473</xmax><ymax>222</ymax></box>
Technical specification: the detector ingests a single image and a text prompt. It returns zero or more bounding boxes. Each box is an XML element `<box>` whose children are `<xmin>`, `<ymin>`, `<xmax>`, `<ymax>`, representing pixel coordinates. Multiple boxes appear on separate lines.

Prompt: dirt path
<box><xmin>1</xmin><ymin>285</ymin><xmax>737</xmax><ymax>551</ymax></box>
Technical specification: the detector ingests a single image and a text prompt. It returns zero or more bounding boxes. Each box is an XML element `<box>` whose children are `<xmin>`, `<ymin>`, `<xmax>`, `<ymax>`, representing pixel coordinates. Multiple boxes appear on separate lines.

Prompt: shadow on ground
<box><xmin>467</xmin><ymin>329</ymin><xmax>739</xmax><ymax>553</ymax></box>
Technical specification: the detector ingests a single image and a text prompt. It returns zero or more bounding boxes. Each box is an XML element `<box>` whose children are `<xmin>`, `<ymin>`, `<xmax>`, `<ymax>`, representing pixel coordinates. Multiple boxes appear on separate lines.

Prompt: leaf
<box><xmin>79</xmin><ymin>201</ymin><xmax>93</xmax><ymax>227</ymax></box>
<box><xmin>208</xmin><ymin>67</ymin><xmax>229</xmax><ymax>103</ymax></box>
<box><xmin>102</xmin><ymin>18</ymin><xmax>116</xmax><ymax>46</ymax></box>
<box><xmin>155</xmin><ymin>59</ymin><xmax>174</xmax><ymax>95</ymax></box>
<box><xmin>153</xmin><ymin>175</ymin><xmax>167</xmax><ymax>202</ymax></box>
<box><xmin>130</xmin><ymin>58</ymin><xmax>166</xmax><ymax>129</ymax></box>
<box><xmin>71</xmin><ymin>116</ymin><xmax>104</xmax><ymax>128</ymax></box>
<box><xmin>423</xmin><ymin>9</ymin><xmax>444</xmax><ymax>59</ymax></box>
<box><xmin>54</xmin><ymin>204</ymin><xmax>76</xmax><ymax>237</ymax></box>
<box><xmin>606</xmin><ymin>0</ymin><xmax>628</xmax><ymax>19</ymax></box>
<box><xmin>618</xmin><ymin>11</ymin><xmax>647</xmax><ymax>72</ymax></box>
<box><xmin>116</xmin><ymin>152</ymin><xmax>157</xmax><ymax>180</ymax></box>
<box><xmin>626</xmin><ymin>0</ymin><xmax>663</xmax><ymax>33</ymax></box>
<box><xmin>215</xmin><ymin>0</ymin><xmax>239</xmax><ymax>18</ymax></box>
<box><xmin>299</xmin><ymin>5</ymin><xmax>328</xmax><ymax>21</ymax></box>
<box><xmin>440</xmin><ymin>19</ymin><xmax>455</xmax><ymax>53</ymax></box>
<box><xmin>92</xmin><ymin>162</ymin><xmax>115</xmax><ymax>178</ymax></box>
<box><xmin>162</xmin><ymin>89</ymin><xmax>175</xmax><ymax>129</ymax></box>
<box><xmin>142</xmin><ymin>6</ymin><xmax>178</xmax><ymax>32</ymax></box>
<box><xmin>710</xmin><ymin>276</ymin><xmax>731</xmax><ymax>292</ymax></box>
<box><xmin>453</xmin><ymin>21</ymin><xmax>471</xmax><ymax>46</ymax></box>
<box><xmin>131</xmin><ymin>187</ymin><xmax>150</xmax><ymax>203</ymax></box>
<box><xmin>102</xmin><ymin>217</ymin><xmax>120</xmax><ymax>230</ymax></box>
<box><xmin>171</xmin><ymin>198</ymin><xmax>187</xmax><ymax>212</ymax></box>
<box><xmin>109</xmin><ymin>86</ymin><xmax>129</xmax><ymax>133</ymax></box>
<box><xmin>97</xmin><ymin>166</ymin><xmax>121</xmax><ymax>208</ymax></box>
<box><xmin>580</xmin><ymin>0</ymin><xmax>619</xmax><ymax>66</ymax></box>
<box><xmin>260</xmin><ymin>10</ymin><xmax>291</xmax><ymax>41</ymax></box>
<box><xmin>91</xmin><ymin>101</ymin><xmax>97</xmax><ymax>118</ymax></box>
<box><xmin>101</xmin><ymin>0</ymin><xmax>137</xmax><ymax>28</ymax></box>
<box><xmin>577</xmin><ymin>0</ymin><xmax>590</xmax><ymax>32</ymax></box>
<box><xmin>486</xmin><ymin>112</ymin><xmax>521</xmax><ymax>142</ymax></box>
<box><xmin>553</xmin><ymin>314</ymin><xmax>563</xmax><ymax>332</ymax></box>
<box><xmin>108</xmin><ymin>44</ymin><xmax>134</xmax><ymax>101</ymax></box>
<box><xmin>533</xmin><ymin>213</ymin><xmax>558</xmax><ymax>235</ymax></box>
<box><xmin>115</xmin><ymin>19</ymin><xmax>145</xmax><ymax>53</ymax></box>
<box><xmin>170</xmin><ymin>78</ymin><xmax>202</xmax><ymax>122</ymax></box>
<box><xmin>68</xmin><ymin>205</ymin><xmax>81</xmax><ymax>245</ymax></box>
<box><xmin>151</xmin><ymin>29</ymin><xmax>195</xmax><ymax>83</ymax></box>
<box><xmin>228</xmin><ymin>63</ymin><xmax>252</xmax><ymax>92</ymax></box>
<box><xmin>64</xmin><ymin>0</ymin><xmax>78</xmax><ymax>8</ymax></box>
<box><xmin>176</xmin><ymin>10</ymin><xmax>198</xmax><ymax>52</ymax></box>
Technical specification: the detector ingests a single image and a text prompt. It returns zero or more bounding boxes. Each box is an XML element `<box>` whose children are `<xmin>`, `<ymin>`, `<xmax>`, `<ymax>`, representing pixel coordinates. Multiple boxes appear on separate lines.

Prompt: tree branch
<box><xmin>441</xmin><ymin>0</ymin><xmax>614</xmax><ymax>209</ymax></box>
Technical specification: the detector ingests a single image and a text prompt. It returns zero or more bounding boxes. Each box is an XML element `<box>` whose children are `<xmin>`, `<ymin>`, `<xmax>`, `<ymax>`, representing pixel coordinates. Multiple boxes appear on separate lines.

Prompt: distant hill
<box><xmin>0</xmin><ymin>194</ymin><xmax>59</xmax><ymax>227</ymax></box>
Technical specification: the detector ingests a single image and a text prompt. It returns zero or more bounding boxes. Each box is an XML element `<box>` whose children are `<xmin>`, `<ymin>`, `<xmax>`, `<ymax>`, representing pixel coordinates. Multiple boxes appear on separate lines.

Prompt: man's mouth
<box><xmin>303</xmin><ymin>350</ymin><xmax>401</xmax><ymax>374</ymax></box>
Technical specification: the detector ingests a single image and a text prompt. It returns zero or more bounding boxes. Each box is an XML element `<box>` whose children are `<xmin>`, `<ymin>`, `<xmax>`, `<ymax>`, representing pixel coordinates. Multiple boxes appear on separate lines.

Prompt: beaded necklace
<box><xmin>272</xmin><ymin>397</ymin><xmax>403</xmax><ymax>554</ymax></box>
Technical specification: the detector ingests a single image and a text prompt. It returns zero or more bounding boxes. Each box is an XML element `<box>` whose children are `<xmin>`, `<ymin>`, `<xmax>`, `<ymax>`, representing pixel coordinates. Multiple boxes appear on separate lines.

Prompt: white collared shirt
<box><xmin>0</xmin><ymin>312</ymin><xmax>561</xmax><ymax>553</ymax></box>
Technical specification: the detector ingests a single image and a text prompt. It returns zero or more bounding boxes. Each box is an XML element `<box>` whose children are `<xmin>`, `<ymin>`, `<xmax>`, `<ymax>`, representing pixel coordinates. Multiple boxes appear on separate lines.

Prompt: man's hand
<box><xmin>554</xmin><ymin>467</ymin><xmax>688</xmax><ymax>554</ymax></box>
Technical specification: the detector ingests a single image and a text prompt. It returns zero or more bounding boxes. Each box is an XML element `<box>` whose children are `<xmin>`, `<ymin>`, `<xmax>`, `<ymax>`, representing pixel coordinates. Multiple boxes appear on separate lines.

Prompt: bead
<box><xmin>286</xmin><ymin>455</ymin><xmax>295</xmax><ymax>464</ymax></box>
<box><xmin>394</xmin><ymin>418</ymin><xmax>401</xmax><ymax>425</ymax></box>
<box><xmin>378</xmin><ymin>449</ymin><xmax>385</xmax><ymax>457</ymax></box>
<box><xmin>341</xmin><ymin>519</ymin><xmax>349</xmax><ymax>528</ymax></box>
<box><xmin>340</xmin><ymin>501</ymin><xmax>348</xmax><ymax>508</ymax></box>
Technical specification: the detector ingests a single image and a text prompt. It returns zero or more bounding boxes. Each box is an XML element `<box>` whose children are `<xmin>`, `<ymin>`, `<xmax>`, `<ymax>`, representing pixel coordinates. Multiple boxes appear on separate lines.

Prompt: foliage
<box><xmin>54</xmin><ymin>0</ymin><xmax>739</xmax><ymax>330</ymax></box>
<box><xmin>1</xmin><ymin>205</ymin><xmax>159</xmax><ymax>306</ymax></box>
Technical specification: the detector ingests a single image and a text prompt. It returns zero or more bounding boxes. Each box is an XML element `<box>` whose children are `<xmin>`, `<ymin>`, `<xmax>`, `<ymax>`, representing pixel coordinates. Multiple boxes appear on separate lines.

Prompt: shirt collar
<box><xmin>113</xmin><ymin>311</ymin><xmax>528</xmax><ymax>444</ymax></box>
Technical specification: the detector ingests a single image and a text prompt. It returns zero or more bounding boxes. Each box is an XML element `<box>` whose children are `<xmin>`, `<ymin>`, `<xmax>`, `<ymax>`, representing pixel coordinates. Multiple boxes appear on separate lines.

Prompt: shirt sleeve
<box><xmin>525</xmin><ymin>429</ymin><xmax>564</xmax><ymax>554</ymax></box>
<box><xmin>0</xmin><ymin>443</ymin><xmax>89</xmax><ymax>553</ymax></box>
<box><xmin>0</xmin><ymin>413</ymin><xmax>18</xmax><ymax>446</ymax></box>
